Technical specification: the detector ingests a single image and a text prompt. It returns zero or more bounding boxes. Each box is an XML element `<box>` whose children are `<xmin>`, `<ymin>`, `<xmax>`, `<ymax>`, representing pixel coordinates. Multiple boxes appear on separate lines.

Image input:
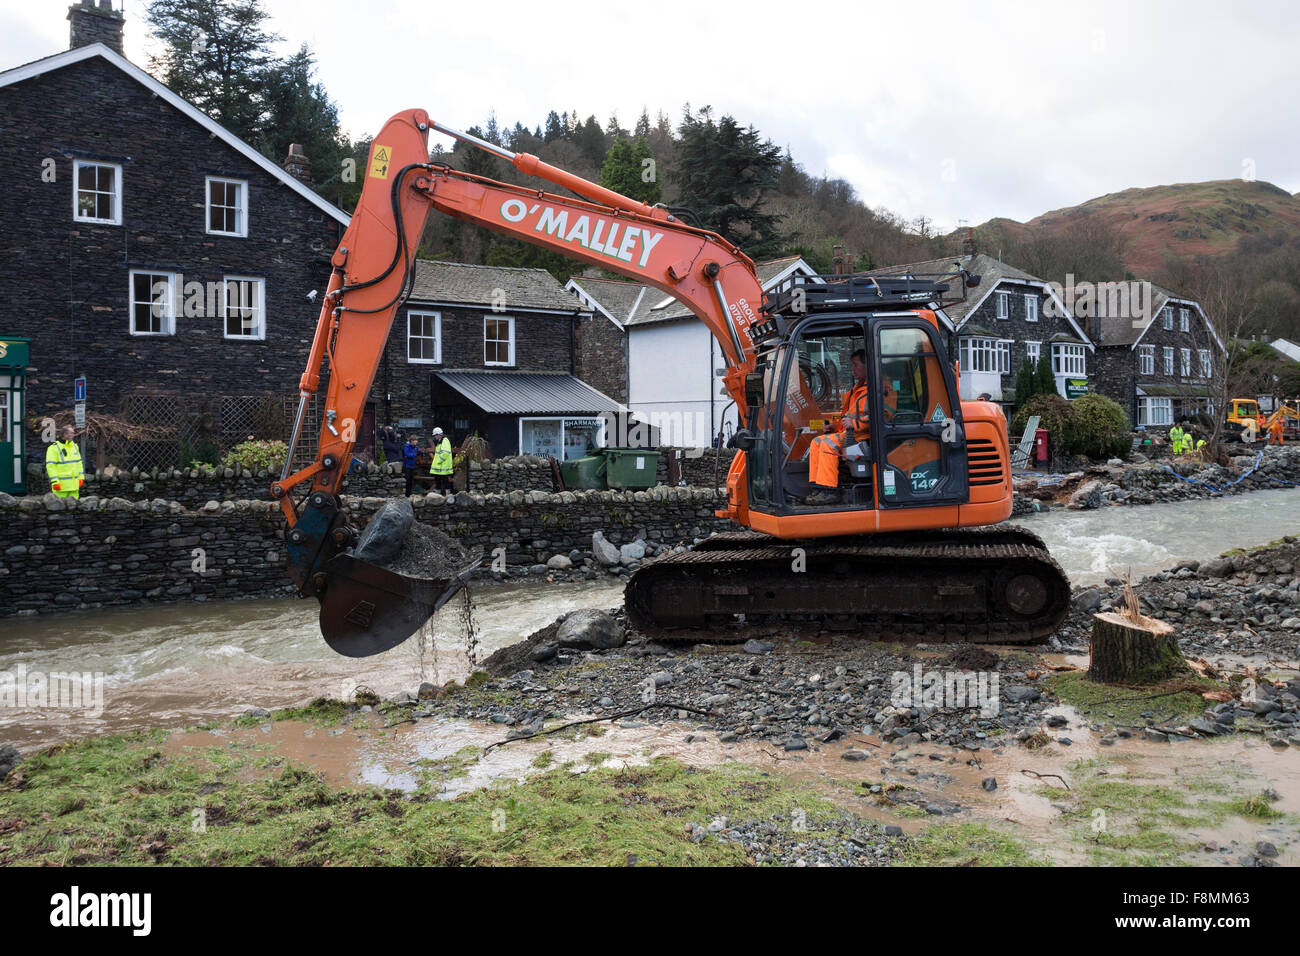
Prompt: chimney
<box><xmin>961</xmin><ymin>227</ymin><xmax>977</xmax><ymax>260</ymax></box>
<box><xmin>68</xmin><ymin>1</ymin><xmax>124</xmax><ymax>56</ymax></box>
<box><xmin>283</xmin><ymin>144</ymin><xmax>312</xmax><ymax>185</ymax></box>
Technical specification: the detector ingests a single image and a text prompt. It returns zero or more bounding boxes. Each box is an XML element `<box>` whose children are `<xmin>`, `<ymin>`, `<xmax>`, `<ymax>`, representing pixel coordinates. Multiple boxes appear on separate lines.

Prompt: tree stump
<box><xmin>1088</xmin><ymin>612</ymin><xmax>1188</xmax><ymax>684</ymax></box>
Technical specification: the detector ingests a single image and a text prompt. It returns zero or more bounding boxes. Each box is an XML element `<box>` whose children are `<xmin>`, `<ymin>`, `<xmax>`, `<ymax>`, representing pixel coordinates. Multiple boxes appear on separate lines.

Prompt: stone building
<box><xmin>0</xmin><ymin>4</ymin><xmax>349</xmax><ymax>466</ymax></box>
<box><xmin>880</xmin><ymin>253</ymin><xmax>1094</xmax><ymax>411</ymax></box>
<box><xmin>1092</xmin><ymin>286</ymin><xmax>1224</xmax><ymax>427</ymax></box>
<box><xmin>379</xmin><ymin>260</ymin><xmax>623</xmax><ymax>458</ymax></box>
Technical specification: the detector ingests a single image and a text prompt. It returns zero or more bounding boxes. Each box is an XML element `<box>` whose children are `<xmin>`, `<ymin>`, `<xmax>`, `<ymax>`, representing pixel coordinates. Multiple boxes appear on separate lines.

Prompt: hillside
<box><xmin>967</xmin><ymin>179</ymin><xmax>1300</xmax><ymax>276</ymax></box>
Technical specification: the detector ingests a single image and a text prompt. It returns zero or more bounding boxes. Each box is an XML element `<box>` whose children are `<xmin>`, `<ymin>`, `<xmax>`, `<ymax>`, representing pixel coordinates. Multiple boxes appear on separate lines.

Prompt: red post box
<box><xmin>1035</xmin><ymin>428</ymin><xmax>1049</xmax><ymax>466</ymax></box>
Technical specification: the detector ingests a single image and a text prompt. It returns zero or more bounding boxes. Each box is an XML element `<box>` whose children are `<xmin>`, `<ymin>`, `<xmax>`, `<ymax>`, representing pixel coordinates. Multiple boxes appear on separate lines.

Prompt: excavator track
<box><xmin>624</xmin><ymin>526</ymin><xmax>1070</xmax><ymax>645</ymax></box>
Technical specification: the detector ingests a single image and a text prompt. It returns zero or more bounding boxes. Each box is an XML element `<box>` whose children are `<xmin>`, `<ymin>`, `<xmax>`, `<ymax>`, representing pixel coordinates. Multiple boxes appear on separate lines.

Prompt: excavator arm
<box><xmin>276</xmin><ymin>108</ymin><xmax>766</xmax><ymax>655</ymax></box>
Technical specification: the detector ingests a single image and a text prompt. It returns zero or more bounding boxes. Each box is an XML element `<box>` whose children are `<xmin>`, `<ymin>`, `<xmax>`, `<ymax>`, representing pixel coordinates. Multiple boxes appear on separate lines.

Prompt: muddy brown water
<box><xmin>3</xmin><ymin>487</ymin><xmax>1299</xmax><ymax>753</ymax></box>
<box><xmin>166</xmin><ymin>705</ymin><xmax>1300</xmax><ymax>866</ymax></box>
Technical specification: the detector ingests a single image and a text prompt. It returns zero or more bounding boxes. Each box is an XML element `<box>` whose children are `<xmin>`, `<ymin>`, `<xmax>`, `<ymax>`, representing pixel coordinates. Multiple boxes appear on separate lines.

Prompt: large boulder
<box><xmin>591</xmin><ymin>531</ymin><xmax>621</xmax><ymax>566</ymax></box>
<box><xmin>619</xmin><ymin>539</ymin><xmax>647</xmax><ymax>564</ymax></box>
<box><xmin>354</xmin><ymin>498</ymin><xmax>414</xmax><ymax>566</ymax></box>
<box><xmin>556</xmin><ymin>609</ymin><xmax>625</xmax><ymax>649</ymax></box>
<box><xmin>1067</xmin><ymin>480</ymin><xmax>1102</xmax><ymax>510</ymax></box>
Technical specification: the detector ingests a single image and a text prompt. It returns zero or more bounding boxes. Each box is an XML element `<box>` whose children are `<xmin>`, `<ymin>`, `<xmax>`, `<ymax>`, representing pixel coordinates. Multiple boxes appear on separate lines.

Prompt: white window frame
<box><xmin>1180</xmin><ymin>347</ymin><xmax>1192</xmax><ymax>377</ymax></box>
<box><xmin>1162</xmin><ymin>306</ymin><xmax>1173</xmax><ymax>330</ymax></box>
<box><xmin>996</xmin><ymin>339</ymin><xmax>1012</xmax><ymax>374</ymax></box>
<box><xmin>1025</xmin><ymin>341</ymin><xmax>1041</xmax><ymax>365</ymax></box>
<box><xmin>73</xmin><ymin>160</ymin><xmax>122</xmax><ymax>225</ymax></box>
<box><xmin>221</xmin><ymin>276</ymin><xmax>265</xmax><ymax>340</ymax></box>
<box><xmin>1179</xmin><ymin>307</ymin><xmax>1190</xmax><ymax>332</ymax></box>
<box><xmin>1137</xmin><ymin>345</ymin><xmax>1155</xmax><ymax>375</ymax></box>
<box><xmin>959</xmin><ymin>337</ymin><xmax>999</xmax><ymax>373</ymax></box>
<box><xmin>1024</xmin><ymin>294</ymin><xmax>1038</xmax><ymax>322</ymax></box>
<box><xmin>484</xmin><ymin>314</ymin><xmax>515</xmax><ymax>366</ymax></box>
<box><xmin>996</xmin><ymin>292</ymin><xmax>1009</xmax><ymax>320</ymax></box>
<box><xmin>1162</xmin><ymin>346</ymin><xmax>1174</xmax><ymax>375</ymax></box>
<box><xmin>1199</xmin><ymin>349</ymin><xmax>1213</xmax><ymax>378</ymax></box>
<box><xmin>128</xmin><ymin>269</ymin><xmax>178</xmax><ymax>336</ymax></box>
<box><xmin>1052</xmin><ymin>343</ymin><xmax>1086</xmax><ymax>376</ymax></box>
<box><xmin>407</xmin><ymin>310</ymin><xmax>442</xmax><ymax>364</ymax></box>
<box><xmin>1139</xmin><ymin>397</ymin><xmax>1173</xmax><ymax>426</ymax></box>
<box><xmin>205</xmin><ymin>176</ymin><xmax>249</xmax><ymax>237</ymax></box>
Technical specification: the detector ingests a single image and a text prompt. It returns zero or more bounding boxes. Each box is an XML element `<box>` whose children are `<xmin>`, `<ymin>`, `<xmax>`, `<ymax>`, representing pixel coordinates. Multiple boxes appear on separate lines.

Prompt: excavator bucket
<box><xmin>318</xmin><ymin>552</ymin><xmax>480</xmax><ymax>657</ymax></box>
<box><xmin>313</xmin><ymin>498</ymin><xmax>481</xmax><ymax>658</ymax></box>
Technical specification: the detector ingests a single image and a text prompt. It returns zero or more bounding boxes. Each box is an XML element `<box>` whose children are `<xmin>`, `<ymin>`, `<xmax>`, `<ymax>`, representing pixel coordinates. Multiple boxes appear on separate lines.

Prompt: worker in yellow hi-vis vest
<box><xmin>46</xmin><ymin>425</ymin><xmax>84</xmax><ymax>498</ymax></box>
<box><xmin>429</xmin><ymin>427</ymin><xmax>454</xmax><ymax>493</ymax></box>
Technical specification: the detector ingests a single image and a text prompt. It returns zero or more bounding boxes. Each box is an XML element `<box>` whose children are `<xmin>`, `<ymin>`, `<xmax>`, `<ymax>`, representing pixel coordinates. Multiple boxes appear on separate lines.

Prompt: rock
<box><xmin>591</xmin><ymin>531</ymin><xmax>620</xmax><ymax>566</ymax></box>
<box><xmin>417</xmin><ymin>682</ymin><xmax>439</xmax><ymax>700</ymax></box>
<box><xmin>546</xmin><ymin>554</ymin><xmax>572</xmax><ymax>570</ymax></box>
<box><xmin>841</xmin><ymin>750</ymin><xmax>869</xmax><ymax>762</ymax></box>
<box><xmin>784</xmin><ymin>737</ymin><xmax>808</xmax><ymax>752</ymax></box>
<box><xmin>619</xmin><ymin>539</ymin><xmax>647</xmax><ymax>564</ymax></box>
<box><xmin>981</xmin><ymin>777</ymin><xmax>998</xmax><ymax>792</ymax></box>
<box><xmin>1255</xmin><ymin>841</ymin><xmax>1278</xmax><ymax>858</ymax></box>
<box><xmin>649</xmin><ymin>670</ymin><xmax>673</xmax><ymax>687</ymax></box>
<box><xmin>1072</xmin><ymin>588</ymin><xmax>1103</xmax><ymax>612</ymax></box>
<box><xmin>354</xmin><ymin>498</ymin><xmax>414</xmax><ymax>566</ymax></box>
<box><xmin>555</xmin><ymin>609</ymin><xmax>625</xmax><ymax>649</ymax></box>
<box><xmin>529</xmin><ymin>642</ymin><xmax>558</xmax><ymax>663</ymax></box>
<box><xmin>0</xmin><ymin>743</ymin><xmax>20</xmax><ymax>781</ymax></box>
<box><xmin>1003</xmin><ymin>685</ymin><xmax>1041</xmax><ymax>704</ymax></box>
<box><xmin>743</xmin><ymin>639</ymin><xmax>774</xmax><ymax>654</ymax></box>
<box><xmin>1067</xmin><ymin>480</ymin><xmax>1102</xmax><ymax>510</ymax></box>
<box><xmin>883</xmin><ymin>825</ymin><xmax>904</xmax><ymax>837</ymax></box>
<box><xmin>245</xmin><ymin>707</ymin><xmax>271</xmax><ymax>719</ymax></box>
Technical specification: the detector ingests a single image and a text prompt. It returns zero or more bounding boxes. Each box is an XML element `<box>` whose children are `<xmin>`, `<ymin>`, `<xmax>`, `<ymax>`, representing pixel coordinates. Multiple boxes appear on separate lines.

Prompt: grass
<box><xmin>0</xmin><ymin>731</ymin><xmax>861</xmax><ymax>866</ymax></box>
<box><xmin>899</xmin><ymin>823</ymin><xmax>1048</xmax><ymax>867</ymax></box>
<box><xmin>1029</xmin><ymin>757</ymin><xmax>1294</xmax><ymax>865</ymax></box>
<box><xmin>1044</xmin><ymin>670</ymin><xmax>1221</xmax><ymax>725</ymax></box>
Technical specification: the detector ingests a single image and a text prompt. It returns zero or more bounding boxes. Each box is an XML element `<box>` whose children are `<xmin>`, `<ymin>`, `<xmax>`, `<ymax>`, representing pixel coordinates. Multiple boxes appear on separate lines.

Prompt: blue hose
<box><xmin>1159</xmin><ymin>451</ymin><xmax>1284</xmax><ymax>494</ymax></box>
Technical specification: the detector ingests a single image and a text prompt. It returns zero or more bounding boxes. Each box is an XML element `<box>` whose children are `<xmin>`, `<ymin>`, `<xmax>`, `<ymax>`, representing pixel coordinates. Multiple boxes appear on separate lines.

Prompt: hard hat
<box><xmin>433</xmin><ymin>427</ymin><xmax>444</xmax><ymax>435</ymax></box>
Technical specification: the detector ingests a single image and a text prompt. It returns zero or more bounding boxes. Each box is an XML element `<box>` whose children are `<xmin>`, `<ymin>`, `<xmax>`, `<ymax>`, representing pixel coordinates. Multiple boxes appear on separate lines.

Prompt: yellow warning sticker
<box><xmin>369</xmin><ymin>144</ymin><xmax>392</xmax><ymax>179</ymax></box>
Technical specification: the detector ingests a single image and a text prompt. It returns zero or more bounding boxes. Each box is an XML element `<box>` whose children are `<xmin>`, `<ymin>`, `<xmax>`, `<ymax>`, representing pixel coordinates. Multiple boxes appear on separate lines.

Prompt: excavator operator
<box><xmin>806</xmin><ymin>350</ymin><xmax>896</xmax><ymax>504</ymax></box>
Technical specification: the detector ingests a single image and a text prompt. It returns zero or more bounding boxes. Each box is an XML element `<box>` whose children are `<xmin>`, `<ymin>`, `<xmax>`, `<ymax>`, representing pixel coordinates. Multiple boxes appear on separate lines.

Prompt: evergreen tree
<box><xmin>599</xmin><ymin>137</ymin><xmax>661</xmax><ymax>204</ymax></box>
<box><xmin>575</xmin><ymin>115</ymin><xmax>607</xmax><ymax>167</ymax></box>
<box><xmin>1035</xmin><ymin>356</ymin><xmax>1057</xmax><ymax>397</ymax></box>
<box><xmin>258</xmin><ymin>45</ymin><xmax>347</xmax><ymax>202</ymax></box>
<box><xmin>674</xmin><ymin>106</ymin><xmax>784</xmax><ymax>257</ymax></box>
<box><xmin>147</xmin><ymin>0</ymin><xmax>280</xmax><ymax>141</ymax></box>
<box><xmin>543</xmin><ymin>111</ymin><xmax>563</xmax><ymax>143</ymax></box>
<box><xmin>634</xmin><ymin>109</ymin><xmax>651</xmax><ymax>138</ymax></box>
<box><xmin>1014</xmin><ymin>358</ymin><xmax>1037</xmax><ymax>404</ymax></box>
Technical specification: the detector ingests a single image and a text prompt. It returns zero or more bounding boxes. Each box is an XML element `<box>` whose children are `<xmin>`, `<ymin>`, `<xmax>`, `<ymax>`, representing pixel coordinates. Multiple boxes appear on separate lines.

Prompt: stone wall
<box><xmin>0</xmin><ymin>487</ymin><xmax>729</xmax><ymax>616</ymax></box>
<box><xmin>656</xmin><ymin>447</ymin><xmax>738</xmax><ymax>487</ymax></box>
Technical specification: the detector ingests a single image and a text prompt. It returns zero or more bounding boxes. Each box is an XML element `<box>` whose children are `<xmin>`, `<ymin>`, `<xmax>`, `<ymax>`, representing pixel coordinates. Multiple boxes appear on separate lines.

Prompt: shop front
<box><xmin>0</xmin><ymin>336</ymin><xmax>28</xmax><ymax>494</ymax></box>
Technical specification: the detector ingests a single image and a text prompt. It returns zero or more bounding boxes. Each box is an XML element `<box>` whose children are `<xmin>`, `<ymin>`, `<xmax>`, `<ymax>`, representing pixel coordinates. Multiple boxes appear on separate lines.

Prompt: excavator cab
<box><xmin>748</xmin><ymin>278</ymin><xmax>969</xmax><ymax>517</ymax></box>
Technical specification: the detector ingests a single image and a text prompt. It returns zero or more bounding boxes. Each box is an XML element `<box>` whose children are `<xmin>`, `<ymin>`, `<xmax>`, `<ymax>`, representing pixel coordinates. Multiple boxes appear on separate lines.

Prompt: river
<box><xmin>3</xmin><ymin>487</ymin><xmax>1299</xmax><ymax>750</ymax></box>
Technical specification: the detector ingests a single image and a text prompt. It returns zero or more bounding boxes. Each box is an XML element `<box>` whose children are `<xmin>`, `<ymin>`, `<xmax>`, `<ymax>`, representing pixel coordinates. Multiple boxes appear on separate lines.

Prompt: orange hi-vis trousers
<box><xmin>810</xmin><ymin>431</ymin><xmax>847</xmax><ymax>488</ymax></box>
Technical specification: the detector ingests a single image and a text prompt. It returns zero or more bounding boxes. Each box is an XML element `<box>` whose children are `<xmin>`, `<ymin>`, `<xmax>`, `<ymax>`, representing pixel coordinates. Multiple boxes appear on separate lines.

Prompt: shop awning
<box><xmin>435</xmin><ymin>371</ymin><xmax>624</xmax><ymax>415</ymax></box>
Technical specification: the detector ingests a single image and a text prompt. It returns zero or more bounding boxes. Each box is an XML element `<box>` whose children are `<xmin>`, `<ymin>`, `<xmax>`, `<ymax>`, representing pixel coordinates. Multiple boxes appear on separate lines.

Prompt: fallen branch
<box><xmin>482</xmin><ymin>702</ymin><xmax>717</xmax><ymax>752</ymax></box>
<box><xmin>1020</xmin><ymin>769</ymin><xmax>1071</xmax><ymax>791</ymax></box>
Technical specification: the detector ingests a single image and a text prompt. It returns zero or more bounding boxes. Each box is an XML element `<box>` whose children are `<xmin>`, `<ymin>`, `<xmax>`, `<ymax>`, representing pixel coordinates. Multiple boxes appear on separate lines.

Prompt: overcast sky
<box><xmin>5</xmin><ymin>0</ymin><xmax>1299</xmax><ymax>232</ymax></box>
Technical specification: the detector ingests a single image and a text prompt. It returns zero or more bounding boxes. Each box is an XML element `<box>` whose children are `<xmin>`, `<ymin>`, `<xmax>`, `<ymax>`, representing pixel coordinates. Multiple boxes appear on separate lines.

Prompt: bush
<box><xmin>1011</xmin><ymin>393</ymin><xmax>1078</xmax><ymax>454</ymax></box>
<box><xmin>219</xmin><ymin>439</ymin><xmax>287</xmax><ymax>473</ymax></box>
<box><xmin>1071</xmin><ymin>393</ymin><xmax>1130</xmax><ymax>459</ymax></box>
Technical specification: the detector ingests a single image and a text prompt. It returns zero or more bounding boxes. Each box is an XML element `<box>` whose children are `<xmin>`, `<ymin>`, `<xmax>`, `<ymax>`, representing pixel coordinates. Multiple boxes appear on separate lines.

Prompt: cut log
<box><xmin>1088</xmin><ymin>611</ymin><xmax>1189</xmax><ymax>684</ymax></box>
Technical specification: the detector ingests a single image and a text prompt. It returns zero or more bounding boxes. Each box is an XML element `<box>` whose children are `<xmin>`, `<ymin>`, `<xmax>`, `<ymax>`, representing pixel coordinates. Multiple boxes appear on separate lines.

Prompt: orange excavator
<box><xmin>274</xmin><ymin>109</ymin><xmax>1070</xmax><ymax>657</ymax></box>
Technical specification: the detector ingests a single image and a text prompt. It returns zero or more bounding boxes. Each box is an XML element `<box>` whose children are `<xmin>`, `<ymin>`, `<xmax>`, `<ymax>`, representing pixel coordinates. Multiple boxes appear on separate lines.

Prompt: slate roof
<box><xmin>435</xmin><ymin>371</ymin><xmax>623</xmax><ymax>414</ymax></box>
<box><xmin>629</xmin><ymin>256</ymin><xmax>815</xmax><ymax>326</ymax></box>
<box><xmin>566</xmin><ymin>275</ymin><xmax>655</xmax><ymax>328</ymax></box>
<box><xmin>408</xmin><ymin>261</ymin><xmax>588</xmax><ymax>313</ymax></box>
